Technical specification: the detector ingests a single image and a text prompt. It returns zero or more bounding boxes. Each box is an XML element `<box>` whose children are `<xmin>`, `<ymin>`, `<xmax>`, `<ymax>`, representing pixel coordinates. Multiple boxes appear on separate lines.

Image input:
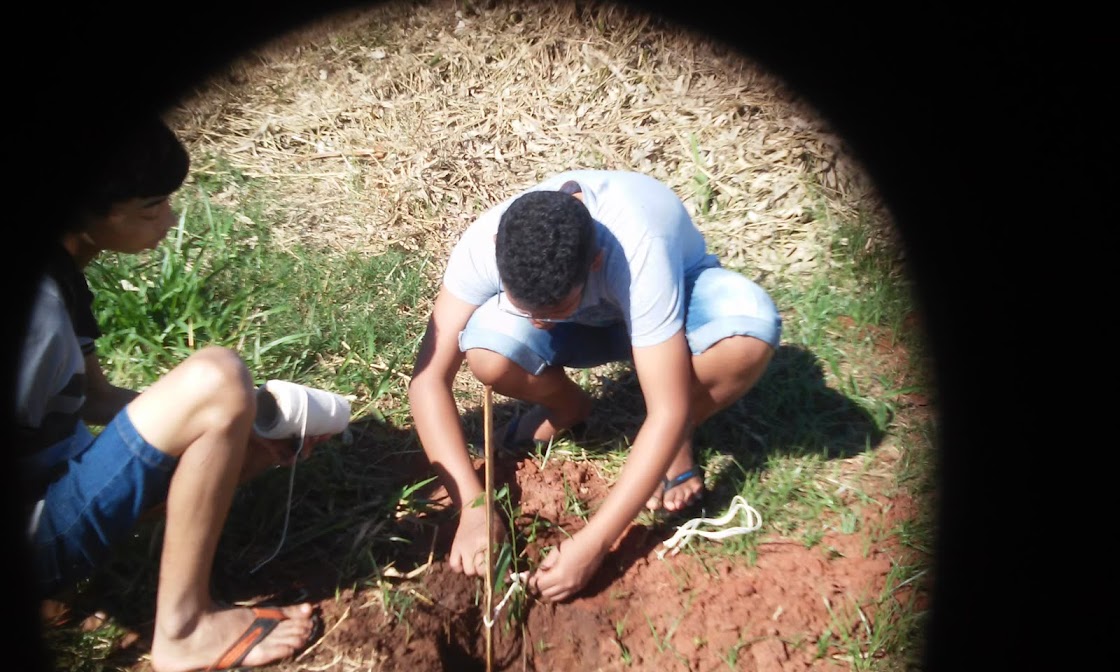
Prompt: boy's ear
<box><xmin>590</xmin><ymin>249</ymin><xmax>604</xmax><ymax>271</ymax></box>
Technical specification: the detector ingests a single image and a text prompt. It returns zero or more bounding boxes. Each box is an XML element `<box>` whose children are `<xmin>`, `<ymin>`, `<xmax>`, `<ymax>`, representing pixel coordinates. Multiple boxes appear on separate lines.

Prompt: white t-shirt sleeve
<box><xmin>441</xmin><ymin>211</ymin><xmax>502</xmax><ymax>306</ymax></box>
<box><xmin>625</xmin><ymin>235</ymin><xmax>686</xmax><ymax>348</ymax></box>
<box><xmin>17</xmin><ymin>279</ymin><xmax>81</xmax><ymax>428</ymax></box>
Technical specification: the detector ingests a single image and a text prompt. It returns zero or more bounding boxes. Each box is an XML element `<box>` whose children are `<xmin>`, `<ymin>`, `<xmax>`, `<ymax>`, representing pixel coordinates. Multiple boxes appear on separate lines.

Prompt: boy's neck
<box><xmin>60</xmin><ymin>232</ymin><xmax>100</xmax><ymax>268</ymax></box>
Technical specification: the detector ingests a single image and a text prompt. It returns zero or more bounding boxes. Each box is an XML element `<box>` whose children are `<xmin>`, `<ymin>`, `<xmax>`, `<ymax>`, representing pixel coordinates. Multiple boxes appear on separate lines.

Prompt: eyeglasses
<box><xmin>495</xmin><ymin>281</ymin><xmax>578</xmax><ymax>324</ymax></box>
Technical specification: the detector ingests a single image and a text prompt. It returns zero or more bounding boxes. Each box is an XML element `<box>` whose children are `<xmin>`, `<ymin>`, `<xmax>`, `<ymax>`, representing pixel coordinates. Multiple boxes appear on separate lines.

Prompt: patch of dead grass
<box><xmin>168</xmin><ymin>0</ymin><xmax>892</xmax><ymax>288</ymax></box>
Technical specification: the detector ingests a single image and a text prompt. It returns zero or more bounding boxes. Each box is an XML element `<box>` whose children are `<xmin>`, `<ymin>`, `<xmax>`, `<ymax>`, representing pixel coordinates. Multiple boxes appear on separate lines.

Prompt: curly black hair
<box><xmin>495</xmin><ymin>189</ymin><xmax>595</xmax><ymax>310</ymax></box>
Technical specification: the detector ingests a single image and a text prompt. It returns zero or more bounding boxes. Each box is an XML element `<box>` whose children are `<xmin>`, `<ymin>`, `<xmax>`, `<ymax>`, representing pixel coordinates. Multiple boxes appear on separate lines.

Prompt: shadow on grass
<box><xmin>698</xmin><ymin>340</ymin><xmax>888</xmax><ymax>524</ymax></box>
<box><xmin>573</xmin><ymin>341</ymin><xmax>884</xmax><ymax>466</ymax></box>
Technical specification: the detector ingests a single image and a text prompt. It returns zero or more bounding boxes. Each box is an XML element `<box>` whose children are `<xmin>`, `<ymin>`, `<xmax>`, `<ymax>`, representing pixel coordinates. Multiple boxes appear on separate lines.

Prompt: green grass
<box><xmin>89</xmin><ymin>183</ymin><xmax>431</xmax><ymax>413</ymax></box>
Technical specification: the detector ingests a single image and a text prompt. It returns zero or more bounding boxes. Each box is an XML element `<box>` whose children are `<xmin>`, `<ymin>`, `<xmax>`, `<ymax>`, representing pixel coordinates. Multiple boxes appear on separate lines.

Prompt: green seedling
<box><xmin>721</xmin><ymin>638</ymin><xmax>744</xmax><ymax>668</ymax></box>
<box><xmin>561</xmin><ymin>472</ymin><xmax>589</xmax><ymax>521</ymax></box>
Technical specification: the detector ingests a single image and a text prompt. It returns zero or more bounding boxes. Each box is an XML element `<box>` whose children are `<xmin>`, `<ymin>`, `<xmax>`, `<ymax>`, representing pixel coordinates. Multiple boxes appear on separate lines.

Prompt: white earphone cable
<box><xmin>250</xmin><ymin>387</ymin><xmax>308</xmax><ymax>575</ymax></box>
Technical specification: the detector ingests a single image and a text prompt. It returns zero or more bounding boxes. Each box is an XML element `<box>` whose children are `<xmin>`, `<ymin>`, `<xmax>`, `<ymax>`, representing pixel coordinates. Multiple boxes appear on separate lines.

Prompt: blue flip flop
<box><xmin>502</xmin><ymin>414</ymin><xmax>546</xmax><ymax>454</ymax></box>
<box><xmin>650</xmin><ymin>466</ymin><xmax>706</xmax><ymax>513</ymax></box>
<box><xmin>502</xmin><ymin>412</ymin><xmax>587</xmax><ymax>455</ymax></box>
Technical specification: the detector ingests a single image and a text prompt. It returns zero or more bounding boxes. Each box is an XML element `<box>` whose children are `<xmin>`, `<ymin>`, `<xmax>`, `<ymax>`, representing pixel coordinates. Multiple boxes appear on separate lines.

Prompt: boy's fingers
<box><xmin>538</xmin><ymin>547</ymin><xmax>560</xmax><ymax>570</ymax></box>
<box><xmin>463</xmin><ymin>550</ymin><xmax>482</xmax><ymax>577</ymax></box>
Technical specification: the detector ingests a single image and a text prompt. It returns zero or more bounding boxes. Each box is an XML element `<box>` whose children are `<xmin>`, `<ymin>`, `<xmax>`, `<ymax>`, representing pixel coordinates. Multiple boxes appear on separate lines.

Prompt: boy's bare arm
<box><xmin>531</xmin><ymin>330</ymin><xmax>692</xmax><ymax>601</ymax></box>
<box><xmin>583</xmin><ymin>329</ymin><xmax>693</xmax><ymax>547</ymax></box>
<box><xmin>81</xmin><ymin>352</ymin><xmax>138</xmax><ymax>426</ymax></box>
<box><xmin>407</xmin><ymin>285</ymin><xmax>483</xmax><ymax>509</ymax></box>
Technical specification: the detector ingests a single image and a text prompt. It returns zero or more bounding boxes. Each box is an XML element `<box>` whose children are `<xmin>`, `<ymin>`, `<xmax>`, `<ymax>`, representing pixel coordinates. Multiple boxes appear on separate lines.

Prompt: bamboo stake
<box><xmin>483</xmin><ymin>384</ymin><xmax>495</xmax><ymax>672</ymax></box>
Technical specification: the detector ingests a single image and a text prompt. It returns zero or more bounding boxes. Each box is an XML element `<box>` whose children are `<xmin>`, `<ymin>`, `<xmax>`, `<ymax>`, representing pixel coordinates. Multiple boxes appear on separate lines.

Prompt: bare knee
<box><xmin>175</xmin><ymin>346</ymin><xmax>255</xmax><ymax>422</ymax></box>
<box><xmin>126</xmin><ymin>346</ymin><xmax>256</xmax><ymax>455</ymax></box>
<box><xmin>733</xmin><ymin>336</ymin><xmax>775</xmax><ymax>379</ymax></box>
<box><xmin>694</xmin><ymin>336</ymin><xmax>775</xmax><ymax>399</ymax></box>
<box><xmin>464</xmin><ymin>348</ymin><xmax>520</xmax><ymax>387</ymax></box>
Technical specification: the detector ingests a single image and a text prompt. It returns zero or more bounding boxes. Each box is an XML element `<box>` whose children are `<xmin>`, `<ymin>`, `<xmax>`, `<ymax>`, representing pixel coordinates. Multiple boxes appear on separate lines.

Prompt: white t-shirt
<box><xmin>443</xmin><ymin>170</ymin><xmax>719</xmax><ymax>348</ymax></box>
<box><xmin>18</xmin><ymin>272</ymin><xmax>95</xmax><ymax>531</ymax></box>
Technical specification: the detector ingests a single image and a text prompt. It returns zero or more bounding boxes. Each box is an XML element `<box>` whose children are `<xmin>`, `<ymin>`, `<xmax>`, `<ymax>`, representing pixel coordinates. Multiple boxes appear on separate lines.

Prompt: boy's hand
<box><xmin>449</xmin><ymin>504</ymin><xmax>507</xmax><ymax>577</ymax></box>
<box><xmin>253</xmin><ymin>433</ymin><xmax>331</xmax><ymax>466</ymax></box>
<box><xmin>529</xmin><ymin>531</ymin><xmax>607</xmax><ymax>602</ymax></box>
<box><xmin>241</xmin><ymin>433</ymin><xmax>332</xmax><ymax>481</ymax></box>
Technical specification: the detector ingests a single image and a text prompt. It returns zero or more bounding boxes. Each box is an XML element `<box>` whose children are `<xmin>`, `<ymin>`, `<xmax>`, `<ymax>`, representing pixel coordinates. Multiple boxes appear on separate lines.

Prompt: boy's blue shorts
<box><xmin>29</xmin><ymin>410</ymin><xmax>177</xmax><ymax>597</ymax></box>
<box><xmin>459</xmin><ymin>266</ymin><xmax>782</xmax><ymax>375</ymax></box>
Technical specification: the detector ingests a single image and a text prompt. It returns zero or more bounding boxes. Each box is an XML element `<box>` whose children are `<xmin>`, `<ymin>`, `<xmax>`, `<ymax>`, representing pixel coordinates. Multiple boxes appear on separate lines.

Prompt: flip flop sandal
<box><xmin>206</xmin><ymin>606</ymin><xmax>321</xmax><ymax>671</ymax></box>
<box><xmin>501</xmin><ymin>412</ymin><xmax>588</xmax><ymax>456</ymax></box>
<box><xmin>501</xmin><ymin>413</ymin><xmax>546</xmax><ymax>454</ymax></box>
<box><xmin>649</xmin><ymin>467</ymin><xmax>707</xmax><ymax>515</ymax></box>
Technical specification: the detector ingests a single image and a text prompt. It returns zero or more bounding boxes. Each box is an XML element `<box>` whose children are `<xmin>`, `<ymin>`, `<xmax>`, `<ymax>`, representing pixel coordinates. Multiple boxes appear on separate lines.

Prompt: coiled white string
<box><xmin>250</xmin><ymin>388</ymin><xmax>309</xmax><ymax>575</ymax></box>
<box><xmin>482</xmin><ymin>571</ymin><xmax>529</xmax><ymax>628</ymax></box>
<box><xmin>657</xmin><ymin>495</ymin><xmax>762</xmax><ymax>560</ymax></box>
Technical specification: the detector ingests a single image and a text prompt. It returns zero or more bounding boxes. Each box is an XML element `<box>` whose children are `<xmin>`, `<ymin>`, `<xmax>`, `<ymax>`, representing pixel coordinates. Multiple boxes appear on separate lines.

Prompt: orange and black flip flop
<box><xmin>206</xmin><ymin>606</ymin><xmax>319</xmax><ymax>671</ymax></box>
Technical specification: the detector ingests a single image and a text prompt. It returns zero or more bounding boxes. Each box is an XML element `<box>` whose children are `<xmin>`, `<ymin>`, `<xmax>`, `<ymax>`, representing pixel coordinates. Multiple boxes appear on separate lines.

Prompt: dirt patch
<box><xmin>509</xmin><ymin>466</ymin><xmax>914</xmax><ymax>672</ymax></box>
<box><xmin>56</xmin><ymin>435</ymin><xmax>927</xmax><ymax>672</ymax></box>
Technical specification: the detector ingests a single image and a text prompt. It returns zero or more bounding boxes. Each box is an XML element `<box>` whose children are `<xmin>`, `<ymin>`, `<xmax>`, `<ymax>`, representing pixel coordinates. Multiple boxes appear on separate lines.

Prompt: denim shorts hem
<box><xmin>686</xmin><ymin>315</ymin><xmax>782</xmax><ymax>354</ymax></box>
<box><xmin>459</xmin><ymin>328</ymin><xmax>549</xmax><ymax>375</ymax></box>
<box><xmin>113</xmin><ymin>410</ymin><xmax>178</xmax><ymax>474</ymax></box>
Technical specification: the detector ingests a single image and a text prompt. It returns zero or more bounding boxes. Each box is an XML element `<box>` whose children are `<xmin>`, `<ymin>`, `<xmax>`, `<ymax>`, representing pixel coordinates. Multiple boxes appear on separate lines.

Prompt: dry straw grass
<box><xmin>167</xmin><ymin>0</ymin><xmax>893</xmax><ymax>286</ymax></box>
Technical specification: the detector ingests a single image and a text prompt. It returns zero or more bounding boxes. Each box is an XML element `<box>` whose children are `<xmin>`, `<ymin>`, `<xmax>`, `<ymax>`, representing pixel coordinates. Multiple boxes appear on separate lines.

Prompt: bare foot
<box><xmin>150</xmin><ymin>603</ymin><xmax>316</xmax><ymax>672</ymax></box>
<box><xmin>647</xmin><ymin>446</ymin><xmax>704</xmax><ymax>512</ymax></box>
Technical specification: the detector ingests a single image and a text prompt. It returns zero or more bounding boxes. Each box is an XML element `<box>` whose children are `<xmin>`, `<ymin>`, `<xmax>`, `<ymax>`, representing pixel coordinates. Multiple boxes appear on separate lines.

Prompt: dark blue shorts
<box><xmin>28</xmin><ymin>409</ymin><xmax>177</xmax><ymax>597</ymax></box>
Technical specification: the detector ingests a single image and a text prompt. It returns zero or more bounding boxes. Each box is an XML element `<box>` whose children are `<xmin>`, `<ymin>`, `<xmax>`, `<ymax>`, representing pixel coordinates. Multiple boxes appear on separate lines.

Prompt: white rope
<box><xmin>657</xmin><ymin>495</ymin><xmax>762</xmax><ymax>560</ymax></box>
<box><xmin>482</xmin><ymin>571</ymin><xmax>529</xmax><ymax>628</ymax></box>
<box><xmin>250</xmin><ymin>387</ymin><xmax>309</xmax><ymax>575</ymax></box>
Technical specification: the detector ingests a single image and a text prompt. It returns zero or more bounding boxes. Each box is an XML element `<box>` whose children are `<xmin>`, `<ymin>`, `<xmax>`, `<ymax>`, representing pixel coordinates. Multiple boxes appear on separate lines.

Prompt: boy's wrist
<box><xmin>576</xmin><ymin>523</ymin><xmax>614</xmax><ymax>556</ymax></box>
<box><xmin>458</xmin><ymin>496</ymin><xmax>489</xmax><ymax>515</ymax></box>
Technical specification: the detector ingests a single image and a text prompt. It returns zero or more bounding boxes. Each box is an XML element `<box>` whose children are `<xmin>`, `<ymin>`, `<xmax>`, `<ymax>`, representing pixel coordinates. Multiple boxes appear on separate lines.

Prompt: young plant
<box><xmin>722</xmin><ymin>637</ymin><xmax>745</xmax><ymax>669</ymax></box>
<box><xmin>484</xmin><ymin>483</ymin><xmax>533</xmax><ymax>630</ymax></box>
<box><xmin>689</xmin><ymin>133</ymin><xmax>716</xmax><ymax>216</ymax></box>
<box><xmin>609</xmin><ymin>617</ymin><xmax>633</xmax><ymax>665</ymax></box>
<box><xmin>561</xmin><ymin>472</ymin><xmax>590</xmax><ymax>521</ymax></box>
